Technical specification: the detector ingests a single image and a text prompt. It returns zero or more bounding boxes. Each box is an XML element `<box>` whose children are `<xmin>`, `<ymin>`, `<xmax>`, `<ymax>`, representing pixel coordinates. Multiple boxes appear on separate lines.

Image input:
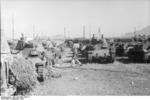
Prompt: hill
<box><xmin>124</xmin><ymin>25</ymin><xmax>150</xmax><ymax>38</ymax></box>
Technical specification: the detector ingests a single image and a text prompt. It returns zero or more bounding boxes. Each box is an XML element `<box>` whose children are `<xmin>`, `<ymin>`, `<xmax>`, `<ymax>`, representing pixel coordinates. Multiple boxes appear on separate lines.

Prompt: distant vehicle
<box><xmin>126</xmin><ymin>42</ymin><xmax>150</xmax><ymax>63</ymax></box>
<box><xmin>10</xmin><ymin>39</ymin><xmax>48</xmax><ymax>82</ymax></box>
<box><xmin>79</xmin><ymin>36</ymin><xmax>115</xmax><ymax>63</ymax></box>
<box><xmin>26</xmin><ymin>43</ymin><xmax>47</xmax><ymax>82</ymax></box>
<box><xmin>87</xmin><ymin>43</ymin><xmax>115</xmax><ymax>63</ymax></box>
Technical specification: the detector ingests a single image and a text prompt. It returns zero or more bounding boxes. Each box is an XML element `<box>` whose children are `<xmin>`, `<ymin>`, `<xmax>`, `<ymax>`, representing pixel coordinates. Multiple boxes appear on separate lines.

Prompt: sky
<box><xmin>1</xmin><ymin>0</ymin><xmax>150</xmax><ymax>39</ymax></box>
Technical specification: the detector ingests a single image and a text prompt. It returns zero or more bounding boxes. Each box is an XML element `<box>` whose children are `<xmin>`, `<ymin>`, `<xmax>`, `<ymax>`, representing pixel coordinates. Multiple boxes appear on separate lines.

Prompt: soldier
<box><xmin>109</xmin><ymin>43</ymin><xmax>115</xmax><ymax>62</ymax></box>
<box><xmin>15</xmin><ymin>34</ymin><xmax>26</xmax><ymax>50</ymax></box>
<box><xmin>71</xmin><ymin>43</ymin><xmax>82</xmax><ymax>67</ymax></box>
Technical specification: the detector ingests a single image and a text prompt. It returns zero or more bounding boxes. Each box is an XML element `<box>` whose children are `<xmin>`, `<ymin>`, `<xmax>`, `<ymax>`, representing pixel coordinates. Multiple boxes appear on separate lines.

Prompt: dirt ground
<box><xmin>31</xmin><ymin>48</ymin><xmax>150</xmax><ymax>96</ymax></box>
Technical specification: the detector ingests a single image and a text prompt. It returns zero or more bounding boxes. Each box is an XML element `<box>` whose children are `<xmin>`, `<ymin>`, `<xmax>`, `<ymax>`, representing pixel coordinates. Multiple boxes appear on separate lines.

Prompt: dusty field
<box><xmin>31</xmin><ymin>48</ymin><xmax>150</xmax><ymax>96</ymax></box>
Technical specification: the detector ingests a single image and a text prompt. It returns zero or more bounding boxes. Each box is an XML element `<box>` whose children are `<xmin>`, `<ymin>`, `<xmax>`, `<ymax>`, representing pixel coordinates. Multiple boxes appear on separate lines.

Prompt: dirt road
<box><xmin>31</xmin><ymin>48</ymin><xmax>150</xmax><ymax>96</ymax></box>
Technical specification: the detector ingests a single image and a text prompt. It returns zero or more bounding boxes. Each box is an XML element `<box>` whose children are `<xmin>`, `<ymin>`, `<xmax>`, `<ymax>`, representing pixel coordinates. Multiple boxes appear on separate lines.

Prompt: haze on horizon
<box><xmin>1</xmin><ymin>0</ymin><xmax>150</xmax><ymax>39</ymax></box>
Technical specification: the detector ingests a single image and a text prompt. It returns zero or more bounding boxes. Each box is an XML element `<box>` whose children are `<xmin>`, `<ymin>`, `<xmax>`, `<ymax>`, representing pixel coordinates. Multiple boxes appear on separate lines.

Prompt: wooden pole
<box><xmin>0</xmin><ymin>1</ymin><xmax>1</xmax><ymax>37</ymax></box>
<box><xmin>33</xmin><ymin>25</ymin><xmax>35</xmax><ymax>39</ymax></box>
<box><xmin>98</xmin><ymin>27</ymin><xmax>101</xmax><ymax>40</ymax></box>
<box><xmin>89</xmin><ymin>24</ymin><xmax>91</xmax><ymax>39</ymax></box>
<box><xmin>83</xmin><ymin>25</ymin><xmax>85</xmax><ymax>39</ymax></box>
<box><xmin>134</xmin><ymin>27</ymin><xmax>136</xmax><ymax>37</ymax></box>
<box><xmin>64</xmin><ymin>27</ymin><xmax>66</xmax><ymax>39</ymax></box>
<box><xmin>12</xmin><ymin>14</ymin><xmax>14</xmax><ymax>40</ymax></box>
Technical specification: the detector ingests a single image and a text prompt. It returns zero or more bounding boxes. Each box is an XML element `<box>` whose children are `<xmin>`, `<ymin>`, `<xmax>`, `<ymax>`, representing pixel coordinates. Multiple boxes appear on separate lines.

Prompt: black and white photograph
<box><xmin>1</xmin><ymin>0</ymin><xmax>150</xmax><ymax>98</ymax></box>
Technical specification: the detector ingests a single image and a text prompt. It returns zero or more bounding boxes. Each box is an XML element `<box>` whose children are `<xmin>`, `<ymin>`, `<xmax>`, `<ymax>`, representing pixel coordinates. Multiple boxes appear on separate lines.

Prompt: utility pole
<box><xmin>64</xmin><ymin>27</ymin><xmax>66</xmax><ymax>39</ymax></box>
<box><xmin>68</xmin><ymin>31</ymin><xmax>70</xmax><ymax>39</ymax></box>
<box><xmin>134</xmin><ymin>27</ymin><xmax>136</xmax><ymax>37</ymax></box>
<box><xmin>33</xmin><ymin>25</ymin><xmax>35</xmax><ymax>39</ymax></box>
<box><xmin>89</xmin><ymin>24</ymin><xmax>91</xmax><ymax>39</ymax></box>
<box><xmin>83</xmin><ymin>25</ymin><xmax>85</xmax><ymax>39</ymax></box>
<box><xmin>98</xmin><ymin>27</ymin><xmax>101</xmax><ymax>40</ymax></box>
<box><xmin>12</xmin><ymin>14</ymin><xmax>14</xmax><ymax>40</ymax></box>
<box><xmin>133</xmin><ymin>27</ymin><xmax>136</xmax><ymax>40</ymax></box>
<box><xmin>0</xmin><ymin>1</ymin><xmax>1</xmax><ymax>36</ymax></box>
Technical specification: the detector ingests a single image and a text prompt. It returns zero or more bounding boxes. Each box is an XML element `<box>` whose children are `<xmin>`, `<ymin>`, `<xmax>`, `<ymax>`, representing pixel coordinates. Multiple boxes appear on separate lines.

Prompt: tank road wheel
<box><xmin>37</xmin><ymin>74</ymin><xmax>44</xmax><ymax>82</ymax></box>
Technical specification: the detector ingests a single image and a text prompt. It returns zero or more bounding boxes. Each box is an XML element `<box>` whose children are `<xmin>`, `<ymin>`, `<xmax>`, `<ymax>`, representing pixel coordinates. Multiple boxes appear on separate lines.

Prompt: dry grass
<box><xmin>10</xmin><ymin>57</ymin><xmax>39</xmax><ymax>95</ymax></box>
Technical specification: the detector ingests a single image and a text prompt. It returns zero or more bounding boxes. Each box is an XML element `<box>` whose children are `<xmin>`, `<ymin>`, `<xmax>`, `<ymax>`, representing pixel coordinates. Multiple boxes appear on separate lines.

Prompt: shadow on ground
<box><xmin>79</xmin><ymin>57</ymin><xmax>114</xmax><ymax>64</ymax></box>
<box><xmin>115</xmin><ymin>57</ymin><xmax>150</xmax><ymax>64</ymax></box>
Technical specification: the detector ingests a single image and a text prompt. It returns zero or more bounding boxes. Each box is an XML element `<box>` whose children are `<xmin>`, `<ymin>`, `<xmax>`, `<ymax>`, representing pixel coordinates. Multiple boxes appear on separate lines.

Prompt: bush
<box><xmin>10</xmin><ymin>57</ymin><xmax>39</xmax><ymax>95</ymax></box>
